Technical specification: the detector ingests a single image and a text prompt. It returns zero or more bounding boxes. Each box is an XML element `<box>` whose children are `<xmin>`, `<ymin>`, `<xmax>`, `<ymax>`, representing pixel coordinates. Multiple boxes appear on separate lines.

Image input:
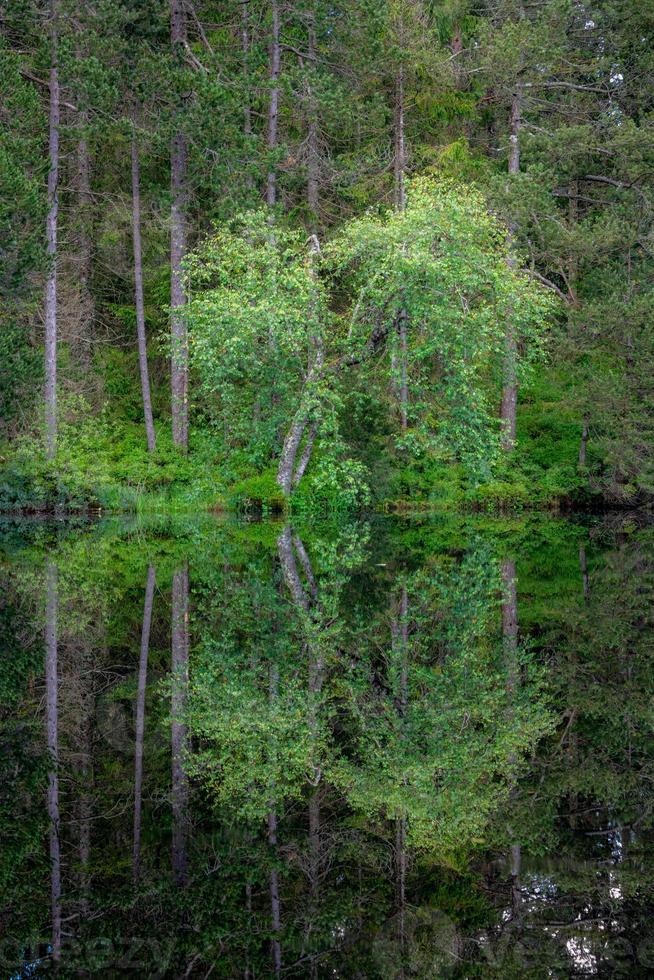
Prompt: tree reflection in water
<box><xmin>0</xmin><ymin>514</ymin><xmax>652</xmax><ymax>977</ymax></box>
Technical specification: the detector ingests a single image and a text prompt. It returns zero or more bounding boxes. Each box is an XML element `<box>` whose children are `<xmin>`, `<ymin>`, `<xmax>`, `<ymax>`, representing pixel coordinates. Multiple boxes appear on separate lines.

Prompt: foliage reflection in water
<box><xmin>1</xmin><ymin>513</ymin><xmax>653</xmax><ymax>978</ymax></box>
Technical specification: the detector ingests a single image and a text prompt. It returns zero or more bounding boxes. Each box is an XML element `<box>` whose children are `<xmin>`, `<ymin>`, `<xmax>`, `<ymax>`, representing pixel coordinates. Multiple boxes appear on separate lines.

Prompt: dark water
<box><xmin>1</xmin><ymin>512</ymin><xmax>653</xmax><ymax>978</ymax></box>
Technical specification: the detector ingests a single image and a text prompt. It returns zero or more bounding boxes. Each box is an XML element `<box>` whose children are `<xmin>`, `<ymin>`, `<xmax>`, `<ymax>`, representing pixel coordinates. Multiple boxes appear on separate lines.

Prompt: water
<box><xmin>1</xmin><ymin>512</ymin><xmax>653</xmax><ymax>978</ymax></box>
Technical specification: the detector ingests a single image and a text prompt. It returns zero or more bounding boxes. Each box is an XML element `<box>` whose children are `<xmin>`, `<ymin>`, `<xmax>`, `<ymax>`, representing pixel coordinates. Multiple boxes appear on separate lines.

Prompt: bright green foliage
<box><xmin>187</xmin><ymin>213</ymin><xmax>331</xmax><ymax>460</ymax></box>
<box><xmin>331</xmin><ymin>178</ymin><xmax>554</xmax><ymax>475</ymax></box>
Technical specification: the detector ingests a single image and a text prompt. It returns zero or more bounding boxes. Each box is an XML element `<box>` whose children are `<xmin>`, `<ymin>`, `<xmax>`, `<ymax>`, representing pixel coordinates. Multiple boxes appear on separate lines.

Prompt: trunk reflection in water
<box><xmin>1</xmin><ymin>513</ymin><xmax>653</xmax><ymax>977</ymax></box>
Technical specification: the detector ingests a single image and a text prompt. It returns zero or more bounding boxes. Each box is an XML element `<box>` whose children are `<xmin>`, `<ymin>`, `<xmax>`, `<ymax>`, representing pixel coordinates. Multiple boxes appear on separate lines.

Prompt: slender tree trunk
<box><xmin>278</xmin><ymin>415</ymin><xmax>308</xmax><ymax>497</ymax></box>
<box><xmin>76</xmin><ymin>118</ymin><xmax>94</xmax><ymax>372</ymax></box>
<box><xmin>277</xmin><ymin>236</ymin><xmax>323</xmax><ymax>496</ymax></box>
<box><xmin>133</xmin><ymin>564</ymin><xmax>156</xmax><ymax>886</ymax></box>
<box><xmin>393</xmin><ymin>584</ymin><xmax>408</xmax><ymax>965</ymax></box>
<box><xmin>266</xmin><ymin>0</ymin><xmax>281</xmax><ymax>207</ymax></box>
<box><xmin>77</xmin><ymin>640</ymin><xmax>93</xmax><ymax>917</ymax></box>
<box><xmin>306</xmin><ymin>12</ymin><xmax>319</xmax><ymax>225</ymax></box>
<box><xmin>131</xmin><ymin>134</ymin><xmax>157</xmax><ymax>453</ymax></box>
<box><xmin>171</xmin><ymin>0</ymin><xmax>189</xmax><ymax>450</ymax></box>
<box><xmin>579</xmin><ymin>544</ymin><xmax>590</xmax><ymax>602</ymax></box>
<box><xmin>501</xmin><ymin>559</ymin><xmax>518</xmax><ymax>695</ymax></box>
<box><xmin>292</xmin><ymin>421</ymin><xmax>318</xmax><ymax>488</ymax></box>
<box><xmin>44</xmin><ymin>7</ymin><xmax>59</xmax><ymax>461</ymax></box>
<box><xmin>501</xmin><ymin>559</ymin><xmax>522</xmax><ymax>926</ymax></box>
<box><xmin>394</xmin><ymin>65</ymin><xmax>409</xmax><ymax>432</ymax></box>
<box><xmin>268</xmin><ymin>663</ymin><xmax>282</xmax><ymax>976</ymax></box>
<box><xmin>500</xmin><ymin>90</ymin><xmax>521</xmax><ymax>450</ymax></box>
<box><xmin>398</xmin><ymin>309</ymin><xmax>408</xmax><ymax>434</ymax></box>
<box><xmin>45</xmin><ymin>562</ymin><xmax>61</xmax><ymax>961</ymax></box>
<box><xmin>393</xmin><ymin>65</ymin><xmax>406</xmax><ymax>212</ymax></box>
<box><xmin>171</xmin><ymin>562</ymin><xmax>189</xmax><ymax>886</ymax></box>
<box><xmin>241</xmin><ymin>0</ymin><xmax>252</xmax><ymax>138</ymax></box>
<box><xmin>578</xmin><ymin>418</ymin><xmax>589</xmax><ymax>468</ymax></box>
<box><xmin>241</xmin><ymin>0</ymin><xmax>254</xmax><ymax>191</ymax></box>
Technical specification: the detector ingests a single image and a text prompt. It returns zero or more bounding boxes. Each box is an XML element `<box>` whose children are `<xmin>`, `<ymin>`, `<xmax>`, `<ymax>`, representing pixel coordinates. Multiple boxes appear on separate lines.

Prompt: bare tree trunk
<box><xmin>45</xmin><ymin>562</ymin><xmax>61</xmax><ymax>961</ymax></box>
<box><xmin>131</xmin><ymin>134</ymin><xmax>157</xmax><ymax>453</ymax></box>
<box><xmin>77</xmin><ymin>640</ymin><xmax>93</xmax><ymax>917</ymax></box>
<box><xmin>44</xmin><ymin>5</ymin><xmax>60</xmax><ymax>461</ymax></box>
<box><xmin>500</xmin><ymin>90</ymin><xmax>521</xmax><ymax>450</ymax></box>
<box><xmin>266</xmin><ymin>0</ymin><xmax>281</xmax><ymax>207</ymax></box>
<box><xmin>393</xmin><ymin>65</ymin><xmax>406</xmax><ymax>212</ymax></box>
<box><xmin>578</xmin><ymin>418</ymin><xmax>589</xmax><ymax>468</ymax></box>
<box><xmin>393</xmin><ymin>584</ymin><xmax>408</xmax><ymax>965</ymax></box>
<box><xmin>501</xmin><ymin>559</ymin><xmax>522</xmax><ymax>926</ymax></box>
<box><xmin>171</xmin><ymin>562</ymin><xmax>189</xmax><ymax>886</ymax></box>
<box><xmin>171</xmin><ymin>0</ymin><xmax>189</xmax><ymax>450</ymax></box>
<box><xmin>579</xmin><ymin>544</ymin><xmax>590</xmax><ymax>602</ymax></box>
<box><xmin>268</xmin><ymin>662</ymin><xmax>282</xmax><ymax>976</ymax></box>
<box><xmin>278</xmin><ymin>415</ymin><xmax>308</xmax><ymax>497</ymax></box>
<box><xmin>501</xmin><ymin>559</ymin><xmax>518</xmax><ymax>694</ymax></box>
<box><xmin>75</xmin><ymin>119</ymin><xmax>94</xmax><ymax>373</ymax></box>
<box><xmin>241</xmin><ymin>0</ymin><xmax>252</xmax><ymax>139</ymax></box>
<box><xmin>394</xmin><ymin>65</ymin><xmax>409</xmax><ymax>433</ymax></box>
<box><xmin>133</xmin><ymin>564</ymin><xmax>156</xmax><ymax>886</ymax></box>
<box><xmin>277</xmin><ymin>236</ymin><xmax>323</xmax><ymax>496</ymax></box>
<box><xmin>292</xmin><ymin>421</ymin><xmax>318</xmax><ymax>488</ymax></box>
<box><xmin>241</xmin><ymin>0</ymin><xmax>254</xmax><ymax>191</ymax></box>
<box><xmin>306</xmin><ymin>11</ymin><xmax>319</xmax><ymax>225</ymax></box>
<box><xmin>398</xmin><ymin>309</ymin><xmax>408</xmax><ymax>434</ymax></box>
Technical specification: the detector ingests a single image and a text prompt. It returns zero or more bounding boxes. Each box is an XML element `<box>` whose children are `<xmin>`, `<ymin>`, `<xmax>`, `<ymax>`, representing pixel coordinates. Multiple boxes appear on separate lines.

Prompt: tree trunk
<box><xmin>277</xmin><ymin>236</ymin><xmax>323</xmax><ymax>496</ymax></box>
<box><xmin>306</xmin><ymin>12</ymin><xmax>319</xmax><ymax>225</ymax></box>
<box><xmin>500</xmin><ymin>90</ymin><xmax>521</xmax><ymax>450</ymax></box>
<box><xmin>268</xmin><ymin>663</ymin><xmax>282</xmax><ymax>976</ymax></box>
<box><xmin>75</xmin><ymin>119</ymin><xmax>94</xmax><ymax>373</ymax></box>
<box><xmin>278</xmin><ymin>414</ymin><xmax>308</xmax><ymax>497</ymax></box>
<box><xmin>579</xmin><ymin>544</ymin><xmax>590</xmax><ymax>602</ymax></box>
<box><xmin>393</xmin><ymin>65</ymin><xmax>406</xmax><ymax>212</ymax></box>
<box><xmin>266</xmin><ymin>0</ymin><xmax>281</xmax><ymax>207</ymax></box>
<box><xmin>171</xmin><ymin>0</ymin><xmax>189</xmax><ymax>450</ymax></box>
<box><xmin>44</xmin><ymin>8</ymin><xmax>59</xmax><ymax>461</ymax></box>
<box><xmin>171</xmin><ymin>562</ymin><xmax>189</xmax><ymax>886</ymax></box>
<box><xmin>241</xmin><ymin>0</ymin><xmax>252</xmax><ymax>139</ymax></box>
<box><xmin>398</xmin><ymin>309</ymin><xmax>408</xmax><ymax>433</ymax></box>
<box><xmin>501</xmin><ymin>559</ymin><xmax>518</xmax><ymax>693</ymax></box>
<box><xmin>291</xmin><ymin>420</ymin><xmax>318</xmax><ymax>488</ymax></box>
<box><xmin>77</xmin><ymin>639</ymin><xmax>93</xmax><ymax>917</ymax></box>
<box><xmin>393</xmin><ymin>65</ymin><xmax>409</xmax><ymax>433</ymax></box>
<box><xmin>578</xmin><ymin>417</ymin><xmax>588</xmax><ymax>468</ymax></box>
<box><xmin>45</xmin><ymin>562</ymin><xmax>61</xmax><ymax>961</ymax></box>
<box><xmin>133</xmin><ymin>564</ymin><xmax>156</xmax><ymax>885</ymax></box>
<box><xmin>131</xmin><ymin>134</ymin><xmax>157</xmax><ymax>453</ymax></box>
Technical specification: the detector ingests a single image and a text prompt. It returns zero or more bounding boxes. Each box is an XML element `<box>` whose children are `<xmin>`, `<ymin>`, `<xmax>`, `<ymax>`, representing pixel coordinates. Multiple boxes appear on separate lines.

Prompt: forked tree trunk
<box><xmin>133</xmin><ymin>564</ymin><xmax>156</xmax><ymax>885</ymax></box>
<box><xmin>45</xmin><ymin>562</ymin><xmax>61</xmax><ymax>961</ymax></box>
<box><xmin>170</xmin><ymin>0</ymin><xmax>189</xmax><ymax>450</ymax></box>
<box><xmin>277</xmin><ymin>237</ymin><xmax>323</xmax><ymax>496</ymax></box>
<box><xmin>171</xmin><ymin>563</ymin><xmax>189</xmax><ymax>886</ymax></box>
<box><xmin>266</xmin><ymin>0</ymin><xmax>281</xmax><ymax>207</ymax></box>
<box><xmin>500</xmin><ymin>90</ymin><xmax>522</xmax><ymax>450</ymax></box>
<box><xmin>130</xmin><ymin>134</ymin><xmax>157</xmax><ymax>453</ymax></box>
<box><xmin>44</xmin><ymin>5</ymin><xmax>59</xmax><ymax>461</ymax></box>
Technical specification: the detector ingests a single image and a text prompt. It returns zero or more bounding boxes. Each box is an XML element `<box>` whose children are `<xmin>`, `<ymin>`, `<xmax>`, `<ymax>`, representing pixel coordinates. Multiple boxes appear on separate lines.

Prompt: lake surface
<box><xmin>1</xmin><ymin>512</ymin><xmax>653</xmax><ymax>978</ymax></box>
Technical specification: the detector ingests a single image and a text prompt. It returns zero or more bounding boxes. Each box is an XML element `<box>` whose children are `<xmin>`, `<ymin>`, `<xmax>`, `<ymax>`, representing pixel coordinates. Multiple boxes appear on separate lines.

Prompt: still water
<box><xmin>1</xmin><ymin>512</ymin><xmax>653</xmax><ymax>978</ymax></box>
